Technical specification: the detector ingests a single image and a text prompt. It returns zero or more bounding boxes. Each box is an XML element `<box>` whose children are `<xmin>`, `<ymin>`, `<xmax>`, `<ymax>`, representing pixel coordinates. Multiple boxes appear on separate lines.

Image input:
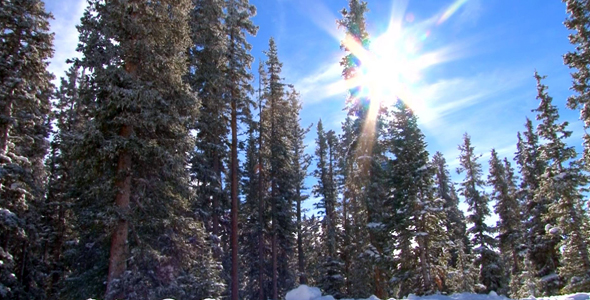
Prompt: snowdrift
<box><xmin>285</xmin><ymin>284</ymin><xmax>590</xmax><ymax>300</ymax></box>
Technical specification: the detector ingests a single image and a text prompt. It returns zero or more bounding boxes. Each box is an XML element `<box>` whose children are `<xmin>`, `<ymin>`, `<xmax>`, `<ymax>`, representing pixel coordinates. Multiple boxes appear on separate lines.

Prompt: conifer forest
<box><xmin>4</xmin><ymin>0</ymin><xmax>590</xmax><ymax>299</ymax></box>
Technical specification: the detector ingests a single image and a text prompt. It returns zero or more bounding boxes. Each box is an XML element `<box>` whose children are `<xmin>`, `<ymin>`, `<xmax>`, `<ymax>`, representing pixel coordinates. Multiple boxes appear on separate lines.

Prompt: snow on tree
<box><xmin>314</xmin><ymin>119</ymin><xmax>344</xmax><ymax>297</ymax></box>
<box><xmin>66</xmin><ymin>1</ymin><xmax>220</xmax><ymax>299</ymax></box>
<box><xmin>488</xmin><ymin>150</ymin><xmax>524</xmax><ymax>297</ymax></box>
<box><xmin>533</xmin><ymin>72</ymin><xmax>590</xmax><ymax>293</ymax></box>
<box><xmin>0</xmin><ymin>0</ymin><xmax>53</xmax><ymax>298</ymax></box>
<box><xmin>457</xmin><ymin>134</ymin><xmax>504</xmax><ymax>294</ymax></box>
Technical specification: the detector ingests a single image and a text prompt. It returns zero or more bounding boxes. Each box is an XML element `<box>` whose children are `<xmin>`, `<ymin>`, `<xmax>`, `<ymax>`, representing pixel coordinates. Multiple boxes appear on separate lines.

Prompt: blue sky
<box><xmin>45</xmin><ymin>0</ymin><xmax>580</xmax><ymax>212</ymax></box>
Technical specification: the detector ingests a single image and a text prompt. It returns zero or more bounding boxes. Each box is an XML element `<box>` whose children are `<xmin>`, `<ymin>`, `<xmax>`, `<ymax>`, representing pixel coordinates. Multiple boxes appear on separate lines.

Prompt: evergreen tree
<box><xmin>533</xmin><ymin>72</ymin><xmax>590</xmax><ymax>293</ymax></box>
<box><xmin>261</xmin><ymin>38</ymin><xmax>297</xmax><ymax>300</ymax></box>
<box><xmin>44</xmin><ymin>65</ymin><xmax>89</xmax><ymax>299</ymax></box>
<box><xmin>488</xmin><ymin>150</ymin><xmax>524</xmax><ymax>296</ymax></box>
<box><xmin>313</xmin><ymin>119</ymin><xmax>344</xmax><ymax>297</ymax></box>
<box><xmin>337</xmin><ymin>1</ymin><xmax>389</xmax><ymax>297</ymax></box>
<box><xmin>432</xmin><ymin>152</ymin><xmax>471</xmax><ymax>294</ymax></box>
<box><xmin>457</xmin><ymin>133</ymin><xmax>504</xmax><ymax>293</ymax></box>
<box><xmin>187</xmin><ymin>0</ymin><xmax>228</xmax><ymax>245</ymax></box>
<box><xmin>301</xmin><ymin>214</ymin><xmax>323</xmax><ymax>287</ymax></box>
<box><xmin>288</xmin><ymin>89</ymin><xmax>311</xmax><ymax>288</ymax></box>
<box><xmin>67</xmin><ymin>1</ymin><xmax>220</xmax><ymax>299</ymax></box>
<box><xmin>563</xmin><ymin>0</ymin><xmax>590</xmax><ymax>141</ymax></box>
<box><xmin>0</xmin><ymin>0</ymin><xmax>53</xmax><ymax>298</ymax></box>
<box><xmin>241</xmin><ymin>125</ymin><xmax>264</xmax><ymax>300</ymax></box>
<box><xmin>224</xmin><ymin>1</ymin><xmax>257</xmax><ymax>298</ymax></box>
<box><xmin>386</xmin><ymin>100</ymin><xmax>448</xmax><ymax>296</ymax></box>
<box><xmin>515</xmin><ymin>118</ymin><xmax>559</xmax><ymax>295</ymax></box>
<box><xmin>432</xmin><ymin>152</ymin><xmax>469</xmax><ymax>271</ymax></box>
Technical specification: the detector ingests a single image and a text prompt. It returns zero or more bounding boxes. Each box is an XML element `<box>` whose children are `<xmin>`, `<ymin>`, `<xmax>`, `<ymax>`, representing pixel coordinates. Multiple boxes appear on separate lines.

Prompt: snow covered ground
<box><xmin>285</xmin><ymin>285</ymin><xmax>590</xmax><ymax>300</ymax></box>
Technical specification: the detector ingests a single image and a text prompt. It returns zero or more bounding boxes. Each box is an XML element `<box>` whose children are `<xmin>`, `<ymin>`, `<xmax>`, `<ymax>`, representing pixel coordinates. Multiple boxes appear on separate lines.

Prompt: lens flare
<box><xmin>437</xmin><ymin>0</ymin><xmax>469</xmax><ymax>25</ymax></box>
<box><xmin>336</xmin><ymin>0</ymin><xmax>471</xmax><ymax>120</ymax></box>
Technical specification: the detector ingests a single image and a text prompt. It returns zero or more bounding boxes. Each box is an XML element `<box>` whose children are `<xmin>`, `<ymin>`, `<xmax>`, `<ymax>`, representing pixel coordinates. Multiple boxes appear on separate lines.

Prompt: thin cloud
<box><xmin>293</xmin><ymin>55</ymin><xmax>346</xmax><ymax>104</ymax></box>
<box><xmin>414</xmin><ymin>68</ymin><xmax>530</xmax><ymax>128</ymax></box>
<box><xmin>47</xmin><ymin>0</ymin><xmax>86</xmax><ymax>82</ymax></box>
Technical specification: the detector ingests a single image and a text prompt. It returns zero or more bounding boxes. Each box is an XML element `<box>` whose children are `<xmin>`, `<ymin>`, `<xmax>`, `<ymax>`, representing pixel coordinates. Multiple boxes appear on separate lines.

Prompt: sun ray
<box><xmin>303</xmin><ymin>0</ymin><xmax>472</xmax><ymax>127</ymax></box>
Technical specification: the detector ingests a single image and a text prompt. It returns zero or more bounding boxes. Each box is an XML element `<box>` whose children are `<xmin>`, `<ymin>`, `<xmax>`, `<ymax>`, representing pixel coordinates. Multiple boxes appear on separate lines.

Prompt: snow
<box><xmin>541</xmin><ymin>273</ymin><xmax>560</xmax><ymax>282</ymax></box>
<box><xmin>367</xmin><ymin>222</ymin><xmax>384</xmax><ymax>228</ymax></box>
<box><xmin>286</xmin><ymin>285</ymin><xmax>322</xmax><ymax>300</ymax></box>
<box><xmin>0</xmin><ymin>208</ymin><xmax>18</xmax><ymax>227</ymax></box>
<box><xmin>284</xmin><ymin>285</ymin><xmax>590</xmax><ymax>300</ymax></box>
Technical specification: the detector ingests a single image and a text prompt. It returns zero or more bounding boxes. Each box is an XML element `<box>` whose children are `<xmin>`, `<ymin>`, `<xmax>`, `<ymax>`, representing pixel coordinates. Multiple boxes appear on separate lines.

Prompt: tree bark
<box><xmin>106</xmin><ymin>124</ymin><xmax>133</xmax><ymax>300</ymax></box>
<box><xmin>106</xmin><ymin>44</ymin><xmax>137</xmax><ymax>298</ymax></box>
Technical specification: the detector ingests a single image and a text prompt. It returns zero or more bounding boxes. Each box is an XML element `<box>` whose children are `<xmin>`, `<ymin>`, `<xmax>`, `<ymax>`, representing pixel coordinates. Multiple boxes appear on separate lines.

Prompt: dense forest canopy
<box><xmin>2</xmin><ymin>0</ymin><xmax>590</xmax><ymax>300</ymax></box>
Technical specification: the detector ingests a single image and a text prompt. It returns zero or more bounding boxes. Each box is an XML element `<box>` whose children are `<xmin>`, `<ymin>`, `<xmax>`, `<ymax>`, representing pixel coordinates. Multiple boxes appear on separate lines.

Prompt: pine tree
<box><xmin>515</xmin><ymin>118</ymin><xmax>559</xmax><ymax>295</ymax></box>
<box><xmin>0</xmin><ymin>0</ymin><xmax>53</xmax><ymax>298</ymax></box>
<box><xmin>457</xmin><ymin>133</ymin><xmax>504</xmax><ymax>293</ymax></box>
<box><xmin>287</xmin><ymin>89</ymin><xmax>311</xmax><ymax>288</ymax></box>
<box><xmin>563</xmin><ymin>0</ymin><xmax>590</xmax><ymax>130</ymax></box>
<box><xmin>224</xmin><ymin>1</ymin><xmax>258</xmax><ymax>299</ymax></box>
<box><xmin>533</xmin><ymin>72</ymin><xmax>590</xmax><ymax>293</ymax></box>
<box><xmin>187</xmin><ymin>0</ymin><xmax>228</xmax><ymax>245</ymax></box>
<box><xmin>488</xmin><ymin>150</ymin><xmax>524</xmax><ymax>296</ymax></box>
<box><xmin>261</xmin><ymin>38</ymin><xmax>298</xmax><ymax>299</ymax></box>
<box><xmin>241</xmin><ymin>125</ymin><xmax>264</xmax><ymax>300</ymax></box>
<box><xmin>386</xmin><ymin>100</ymin><xmax>449</xmax><ymax>296</ymax></box>
<box><xmin>256</xmin><ymin>61</ymin><xmax>268</xmax><ymax>300</ymax></box>
<box><xmin>313</xmin><ymin>119</ymin><xmax>344</xmax><ymax>297</ymax></box>
<box><xmin>337</xmin><ymin>1</ymin><xmax>389</xmax><ymax>297</ymax></box>
<box><xmin>301</xmin><ymin>214</ymin><xmax>323</xmax><ymax>287</ymax></box>
<box><xmin>67</xmin><ymin>1</ymin><xmax>220</xmax><ymax>299</ymax></box>
<box><xmin>432</xmin><ymin>152</ymin><xmax>471</xmax><ymax>294</ymax></box>
<box><xmin>432</xmin><ymin>152</ymin><xmax>469</xmax><ymax>268</ymax></box>
<box><xmin>338</xmin><ymin>116</ymin><xmax>368</xmax><ymax>297</ymax></box>
<box><xmin>44</xmin><ymin>65</ymin><xmax>90</xmax><ymax>299</ymax></box>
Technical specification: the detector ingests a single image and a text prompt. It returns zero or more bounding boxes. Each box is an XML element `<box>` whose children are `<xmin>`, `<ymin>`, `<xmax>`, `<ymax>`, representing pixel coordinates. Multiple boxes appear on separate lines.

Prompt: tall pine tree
<box><xmin>515</xmin><ymin>118</ymin><xmax>559</xmax><ymax>295</ymax></box>
<box><xmin>533</xmin><ymin>72</ymin><xmax>590</xmax><ymax>293</ymax></box>
<box><xmin>488</xmin><ymin>150</ymin><xmax>523</xmax><ymax>296</ymax></box>
<box><xmin>224</xmin><ymin>1</ymin><xmax>258</xmax><ymax>299</ymax></box>
<box><xmin>457</xmin><ymin>134</ymin><xmax>504</xmax><ymax>293</ymax></box>
<box><xmin>67</xmin><ymin>1</ymin><xmax>220</xmax><ymax>298</ymax></box>
<box><xmin>0</xmin><ymin>0</ymin><xmax>53</xmax><ymax>298</ymax></box>
<box><xmin>313</xmin><ymin>119</ymin><xmax>344</xmax><ymax>297</ymax></box>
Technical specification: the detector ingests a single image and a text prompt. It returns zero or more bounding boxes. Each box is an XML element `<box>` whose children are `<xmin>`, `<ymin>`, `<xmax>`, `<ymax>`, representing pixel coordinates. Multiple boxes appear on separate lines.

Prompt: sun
<box><xmin>339</xmin><ymin>0</ymin><xmax>470</xmax><ymax>118</ymax></box>
<box><xmin>362</xmin><ymin>30</ymin><xmax>421</xmax><ymax>109</ymax></box>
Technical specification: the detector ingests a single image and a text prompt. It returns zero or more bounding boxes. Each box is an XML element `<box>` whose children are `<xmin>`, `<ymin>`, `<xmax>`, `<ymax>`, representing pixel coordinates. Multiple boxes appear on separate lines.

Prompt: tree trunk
<box><xmin>271</xmin><ymin>78</ymin><xmax>278</xmax><ymax>300</ymax></box>
<box><xmin>212</xmin><ymin>151</ymin><xmax>220</xmax><ymax>237</ymax></box>
<box><xmin>297</xmin><ymin>186</ymin><xmax>306</xmax><ymax>284</ymax></box>
<box><xmin>106</xmin><ymin>51</ymin><xmax>137</xmax><ymax>299</ymax></box>
<box><xmin>342</xmin><ymin>194</ymin><xmax>349</xmax><ymax>295</ymax></box>
<box><xmin>258</xmin><ymin>86</ymin><xmax>265</xmax><ymax>300</ymax></box>
<box><xmin>106</xmin><ymin>124</ymin><xmax>133</xmax><ymax>300</ymax></box>
<box><xmin>230</xmin><ymin>88</ymin><xmax>239</xmax><ymax>300</ymax></box>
